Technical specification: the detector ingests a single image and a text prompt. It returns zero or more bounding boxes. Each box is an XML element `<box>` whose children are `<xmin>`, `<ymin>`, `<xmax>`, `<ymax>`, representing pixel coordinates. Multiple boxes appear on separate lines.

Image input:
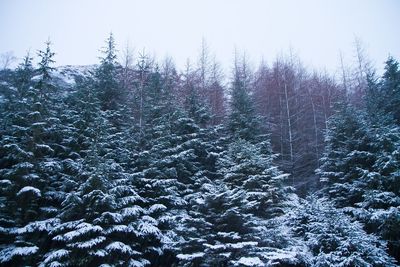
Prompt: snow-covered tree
<box><xmin>228</xmin><ymin>53</ymin><xmax>260</xmax><ymax>141</ymax></box>
<box><xmin>291</xmin><ymin>197</ymin><xmax>397</xmax><ymax>266</ymax></box>
<box><xmin>96</xmin><ymin>33</ymin><xmax>121</xmax><ymax>111</ymax></box>
<box><xmin>317</xmin><ymin>104</ymin><xmax>375</xmax><ymax>207</ymax></box>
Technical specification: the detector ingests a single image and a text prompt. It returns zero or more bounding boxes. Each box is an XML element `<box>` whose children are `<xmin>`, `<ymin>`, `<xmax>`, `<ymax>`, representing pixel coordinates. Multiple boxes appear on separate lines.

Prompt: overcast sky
<box><xmin>1</xmin><ymin>0</ymin><xmax>399</xmax><ymax>75</ymax></box>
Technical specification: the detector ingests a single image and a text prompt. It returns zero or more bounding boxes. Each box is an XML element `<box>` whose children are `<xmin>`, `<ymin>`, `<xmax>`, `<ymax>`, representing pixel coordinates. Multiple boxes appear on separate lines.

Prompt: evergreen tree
<box><xmin>181</xmin><ymin>62</ymin><xmax>210</xmax><ymax>127</ymax></box>
<box><xmin>380</xmin><ymin>57</ymin><xmax>400</xmax><ymax>124</ymax></box>
<box><xmin>14</xmin><ymin>51</ymin><xmax>34</xmax><ymax>98</ymax></box>
<box><xmin>317</xmin><ymin>104</ymin><xmax>375</xmax><ymax>207</ymax></box>
<box><xmin>291</xmin><ymin>197</ymin><xmax>397</xmax><ymax>266</ymax></box>
<box><xmin>228</xmin><ymin>55</ymin><xmax>260</xmax><ymax>141</ymax></box>
<box><xmin>318</xmin><ymin>99</ymin><xmax>400</xmax><ymax>261</ymax></box>
<box><xmin>35</xmin><ymin>40</ymin><xmax>56</xmax><ymax>104</ymax></box>
<box><xmin>96</xmin><ymin>33</ymin><xmax>120</xmax><ymax>111</ymax></box>
<box><xmin>218</xmin><ymin>139</ymin><xmax>290</xmax><ymax>218</ymax></box>
<box><xmin>0</xmin><ymin>42</ymin><xmax>66</xmax><ymax>265</ymax></box>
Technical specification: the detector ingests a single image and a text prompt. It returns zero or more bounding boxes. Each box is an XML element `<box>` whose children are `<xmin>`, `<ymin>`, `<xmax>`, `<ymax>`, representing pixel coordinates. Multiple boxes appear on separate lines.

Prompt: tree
<box><xmin>35</xmin><ymin>40</ymin><xmax>56</xmax><ymax>103</ymax></box>
<box><xmin>291</xmin><ymin>197</ymin><xmax>397</xmax><ymax>266</ymax></box>
<box><xmin>95</xmin><ymin>33</ymin><xmax>120</xmax><ymax>110</ymax></box>
<box><xmin>14</xmin><ymin>51</ymin><xmax>34</xmax><ymax>97</ymax></box>
<box><xmin>208</xmin><ymin>57</ymin><xmax>226</xmax><ymax>125</ymax></box>
<box><xmin>0</xmin><ymin>45</ymin><xmax>71</xmax><ymax>265</ymax></box>
<box><xmin>317</xmin><ymin>104</ymin><xmax>374</xmax><ymax>207</ymax></box>
<box><xmin>0</xmin><ymin>51</ymin><xmax>16</xmax><ymax>70</ymax></box>
<box><xmin>228</xmin><ymin>52</ymin><xmax>260</xmax><ymax>141</ymax></box>
<box><xmin>218</xmin><ymin>139</ymin><xmax>290</xmax><ymax>218</ymax></box>
<box><xmin>378</xmin><ymin>57</ymin><xmax>400</xmax><ymax>124</ymax></box>
<box><xmin>318</xmin><ymin>90</ymin><xmax>400</xmax><ymax>261</ymax></box>
<box><xmin>181</xmin><ymin>60</ymin><xmax>210</xmax><ymax>126</ymax></box>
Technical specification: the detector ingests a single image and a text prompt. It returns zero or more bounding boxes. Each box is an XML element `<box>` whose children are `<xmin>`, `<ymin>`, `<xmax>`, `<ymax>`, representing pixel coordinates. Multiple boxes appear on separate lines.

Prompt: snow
<box><xmin>68</xmin><ymin>236</ymin><xmax>106</xmax><ymax>249</ymax></box>
<box><xmin>35</xmin><ymin>144</ymin><xmax>54</xmax><ymax>153</ymax></box>
<box><xmin>34</xmin><ymin>65</ymin><xmax>96</xmax><ymax>92</ymax></box>
<box><xmin>15</xmin><ymin>162</ymin><xmax>34</xmax><ymax>169</ymax></box>
<box><xmin>273</xmin><ymin>173</ymin><xmax>291</xmax><ymax>180</ymax></box>
<box><xmin>51</xmin><ymin>69</ymin><xmax>76</xmax><ymax>86</ymax></box>
<box><xmin>0</xmin><ymin>246</ymin><xmax>39</xmax><ymax>263</ymax></box>
<box><xmin>17</xmin><ymin>186</ymin><xmax>41</xmax><ymax>197</ymax></box>
<box><xmin>3</xmin><ymin>144</ymin><xmax>33</xmax><ymax>158</ymax></box>
<box><xmin>204</xmin><ymin>241</ymin><xmax>258</xmax><ymax>250</ymax></box>
<box><xmin>230</xmin><ymin>241</ymin><xmax>258</xmax><ymax>249</ymax></box>
<box><xmin>95</xmin><ymin>212</ymin><xmax>123</xmax><ymax>224</ymax></box>
<box><xmin>128</xmin><ymin>258</ymin><xmax>150</xmax><ymax>267</ymax></box>
<box><xmin>235</xmin><ymin>257</ymin><xmax>264</xmax><ymax>266</ymax></box>
<box><xmin>22</xmin><ymin>173</ymin><xmax>40</xmax><ymax>181</ymax></box>
<box><xmin>195</xmin><ymin>197</ymin><xmax>205</xmax><ymax>204</ymax></box>
<box><xmin>204</xmin><ymin>243</ymin><xmax>225</xmax><ymax>250</ymax></box>
<box><xmin>41</xmin><ymin>249</ymin><xmax>69</xmax><ymax>265</ymax></box>
<box><xmin>31</xmin><ymin>74</ymin><xmax>42</xmax><ymax>82</ymax></box>
<box><xmin>137</xmin><ymin>221</ymin><xmax>161</xmax><ymax>237</ymax></box>
<box><xmin>141</xmin><ymin>215</ymin><xmax>158</xmax><ymax>224</ymax></box>
<box><xmin>121</xmin><ymin>206</ymin><xmax>144</xmax><ymax>218</ymax></box>
<box><xmin>148</xmin><ymin>204</ymin><xmax>167</xmax><ymax>213</ymax></box>
<box><xmin>119</xmin><ymin>196</ymin><xmax>144</xmax><ymax>206</ymax></box>
<box><xmin>262</xmin><ymin>249</ymin><xmax>298</xmax><ymax>262</ymax></box>
<box><xmin>16</xmin><ymin>218</ymin><xmax>60</xmax><ymax>234</ymax></box>
<box><xmin>31</xmin><ymin>122</ymin><xmax>47</xmax><ymax>127</ymax></box>
<box><xmin>89</xmin><ymin>249</ymin><xmax>107</xmax><ymax>258</ymax></box>
<box><xmin>54</xmin><ymin>223</ymin><xmax>103</xmax><ymax>241</ymax></box>
<box><xmin>0</xmin><ymin>180</ymin><xmax>12</xmax><ymax>186</ymax></box>
<box><xmin>177</xmin><ymin>252</ymin><xmax>205</xmax><ymax>260</ymax></box>
<box><xmin>40</xmin><ymin>161</ymin><xmax>62</xmax><ymax>172</ymax></box>
<box><xmin>104</xmin><ymin>225</ymin><xmax>135</xmax><ymax>235</ymax></box>
<box><xmin>217</xmin><ymin>232</ymin><xmax>241</xmax><ymax>240</ymax></box>
<box><xmin>370</xmin><ymin>207</ymin><xmax>399</xmax><ymax>222</ymax></box>
<box><xmin>105</xmin><ymin>241</ymin><xmax>140</xmax><ymax>255</ymax></box>
<box><xmin>51</xmin><ymin>219</ymin><xmax>85</xmax><ymax>234</ymax></box>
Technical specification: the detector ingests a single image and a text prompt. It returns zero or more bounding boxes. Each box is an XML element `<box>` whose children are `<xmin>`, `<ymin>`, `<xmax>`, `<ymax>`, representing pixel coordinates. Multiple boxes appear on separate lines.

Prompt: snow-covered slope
<box><xmin>31</xmin><ymin>65</ymin><xmax>96</xmax><ymax>90</ymax></box>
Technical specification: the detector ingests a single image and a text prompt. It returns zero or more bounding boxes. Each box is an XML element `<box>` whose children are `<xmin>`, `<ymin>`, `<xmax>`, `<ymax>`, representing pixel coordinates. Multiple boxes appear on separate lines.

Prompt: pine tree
<box><xmin>181</xmin><ymin>61</ymin><xmax>210</xmax><ymax>127</ymax></box>
<box><xmin>0</xmin><ymin>42</ymin><xmax>66</xmax><ymax>265</ymax></box>
<box><xmin>14</xmin><ymin>51</ymin><xmax>34</xmax><ymax>98</ymax></box>
<box><xmin>317</xmin><ymin>104</ymin><xmax>375</xmax><ymax>207</ymax></box>
<box><xmin>381</xmin><ymin>57</ymin><xmax>400</xmax><ymax>124</ymax></box>
<box><xmin>291</xmin><ymin>197</ymin><xmax>397</xmax><ymax>266</ymax></box>
<box><xmin>318</xmin><ymin>94</ymin><xmax>400</xmax><ymax>261</ymax></box>
<box><xmin>218</xmin><ymin>139</ymin><xmax>290</xmax><ymax>218</ymax></box>
<box><xmin>228</xmin><ymin>54</ymin><xmax>260</xmax><ymax>141</ymax></box>
<box><xmin>35</xmin><ymin>40</ymin><xmax>56</xmax><ymax>104</ymax></box>
<box><xmin>96</xmin><ymin>33</ymin><xmax>120</xmax><ymax>111</ymax></box>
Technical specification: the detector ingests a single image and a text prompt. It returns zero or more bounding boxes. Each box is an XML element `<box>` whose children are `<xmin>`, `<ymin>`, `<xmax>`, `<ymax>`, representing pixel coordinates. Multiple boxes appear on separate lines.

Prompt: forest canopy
<box><xmin>0</xmin><ymin>35</ymin><xmax>399</xmax><ymax>266</ymax></box>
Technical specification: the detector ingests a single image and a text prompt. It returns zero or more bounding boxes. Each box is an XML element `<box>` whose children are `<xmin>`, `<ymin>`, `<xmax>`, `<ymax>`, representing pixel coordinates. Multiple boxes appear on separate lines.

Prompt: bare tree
<box><xmin>198</xmin><ymin>37</ymin><xmax>211</xmax><ymax>91</ymax></box>
<box><xmin>350</xmin><ymin>37</ymin><xmax>375</xmax><ymax>107</ymax></box>
<box><xmin>136</xmin><ymin>49</ymin><xmax>153</xmax><ymax>133</ymax></box>
<box><xmin>119</xmin><ymin>41</ymin><xmax>135</xmax><ymax>94</ymax></box>
<box><xmin>339</xmin><ymin>50</ymin><xmax>349</xmax><ymax>99</ymax></box>
<box><xmin>0</xmin><ymin>51</ymin><xmax>16</xmax><ymax>70</ymax></box>
<box><xmin>209</xmin><ymin>55</ymin><xmax>226</xmax><ymax>124</ymax></box>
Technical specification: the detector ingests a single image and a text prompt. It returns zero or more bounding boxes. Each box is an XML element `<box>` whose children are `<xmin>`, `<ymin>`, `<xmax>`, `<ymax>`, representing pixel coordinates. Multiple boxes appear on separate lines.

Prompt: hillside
<box><xmin>0</xmin><ymin>37</ymin><xmax>399</xmax><ymax>266</ymax></box>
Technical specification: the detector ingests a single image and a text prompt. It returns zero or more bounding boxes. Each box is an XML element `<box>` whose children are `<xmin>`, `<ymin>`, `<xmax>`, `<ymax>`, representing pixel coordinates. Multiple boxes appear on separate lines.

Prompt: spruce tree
<box><xmin>14</xmin><ymin>51</ymin><xmax>34</xmax><ymax>98</ymax></box>
<box><xmin>95</xmin><ymin>33</ymin><xmax>120</xmax><ymax>111</ymax></box>
<box><xmin>228</xmin><ymin>55</ymin><xmax>260</xmax><ymax>141</ymax></box>
<box><xmin>317</xmin><ymin>104</ymin><xmax>375</xmax><ymax>207</ymax></box>
<box><xmin>381</xmin><ymin>57</ymin><xmax>400</xmax><ymax>124</ymax></box>
<box><xmin>0</xmin><ymin>41</ymin><xmax>64</xmax><ymax>265</ymax></box>
<box><xmin>35</xmin><ymin>40</ymin><xmax>56</xmax><ymax>104</ymax></box>
<box><xmin>291</xmin><ymin>197</ymin><xmax>397</xmax><ymax>266</ymax></box>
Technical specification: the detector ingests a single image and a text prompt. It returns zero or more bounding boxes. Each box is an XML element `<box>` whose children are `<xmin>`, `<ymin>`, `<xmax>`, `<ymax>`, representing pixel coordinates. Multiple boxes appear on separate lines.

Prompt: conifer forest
<box><xmin>0</xmin><ymin>33</ymin><xmax>399</xmax><ymax>266</ymax></box>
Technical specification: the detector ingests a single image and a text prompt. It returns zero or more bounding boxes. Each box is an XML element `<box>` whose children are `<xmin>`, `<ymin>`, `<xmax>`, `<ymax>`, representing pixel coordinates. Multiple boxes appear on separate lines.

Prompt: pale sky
<box><xmin>1</xmin><ymin>0</ymin><xmax>399</xmax><ymax>75</ymax></box>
